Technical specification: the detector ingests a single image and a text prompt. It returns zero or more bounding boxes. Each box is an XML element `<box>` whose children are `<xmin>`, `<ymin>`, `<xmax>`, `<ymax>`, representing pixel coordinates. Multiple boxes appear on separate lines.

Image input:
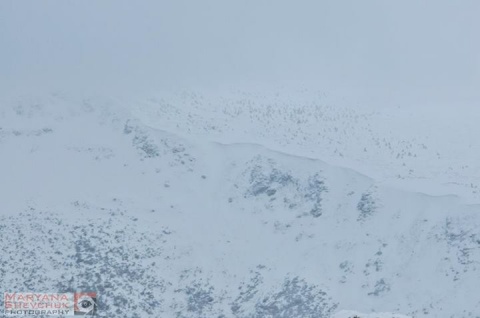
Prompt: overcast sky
<box><xmin>1</xmin><ymin>0</ymin><xmax>478</xmax><ymax>102</ymax></box>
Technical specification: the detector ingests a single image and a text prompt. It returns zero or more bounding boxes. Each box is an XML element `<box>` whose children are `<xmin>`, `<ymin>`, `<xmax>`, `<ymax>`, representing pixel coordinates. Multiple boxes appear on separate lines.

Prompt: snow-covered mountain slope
<box><xmin>131</xmin><ymin>89</ymin><xmax>480</xmax><ymax>204</ymax></box>
<box><xmin>333</xmin><ymin>311</ymin><xmax>411</xmax><ymax>318</ymax></box>
<box><xmin>1</xmin><ymin>93</ymin><xmax>479</xmax><ymax>317</ymax></box>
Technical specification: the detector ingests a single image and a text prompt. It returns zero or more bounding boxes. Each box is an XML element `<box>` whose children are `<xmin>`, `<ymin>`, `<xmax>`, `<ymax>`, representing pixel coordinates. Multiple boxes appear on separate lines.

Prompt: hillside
<box><xmin>1</xmin><ymin>93</ymin><xmax>479</xmax><ymax>317</ymax></box>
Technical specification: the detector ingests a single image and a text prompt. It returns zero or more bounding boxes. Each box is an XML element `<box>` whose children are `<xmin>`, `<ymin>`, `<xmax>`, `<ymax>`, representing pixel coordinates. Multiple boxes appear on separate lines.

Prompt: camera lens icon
<box><xmin>75</xmin><ymin>295</ymin><xmax>97</xmax><ymax>315</ymax></box>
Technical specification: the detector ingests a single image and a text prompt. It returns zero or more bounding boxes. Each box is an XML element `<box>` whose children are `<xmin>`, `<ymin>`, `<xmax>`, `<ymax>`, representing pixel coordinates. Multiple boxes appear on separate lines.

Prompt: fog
<box><xmin>1</xmin><ymin>0</ymin><xmax>479</xmax><ymax>103</ymax></box>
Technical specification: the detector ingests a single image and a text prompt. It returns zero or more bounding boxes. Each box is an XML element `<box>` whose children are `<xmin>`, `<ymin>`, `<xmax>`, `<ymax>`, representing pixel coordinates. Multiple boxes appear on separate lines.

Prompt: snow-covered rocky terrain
<box><xmin>1</xmin><ymin>92</ymin><xmax>479</xmax><ymax>317</ymax></box>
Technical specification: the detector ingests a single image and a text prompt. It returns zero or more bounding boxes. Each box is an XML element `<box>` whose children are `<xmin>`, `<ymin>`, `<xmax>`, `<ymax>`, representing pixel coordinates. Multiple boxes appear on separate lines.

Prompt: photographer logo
<box><xmin>3</xmin><ymin>292</ymin><xmax>97</xmax><ymax>316</ymax></box>
<box><xmin>74</xmin><ymin>292</ymin><xmax>97</xmax><ymax>315</ymax></box>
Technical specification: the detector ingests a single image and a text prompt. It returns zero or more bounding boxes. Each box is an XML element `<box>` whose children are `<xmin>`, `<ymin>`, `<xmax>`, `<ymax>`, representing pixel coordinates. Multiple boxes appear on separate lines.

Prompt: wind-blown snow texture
<box><xmin>1</xmin><ymin>92</ymin><xmax>479</xmax><ymax>317</ymax></box>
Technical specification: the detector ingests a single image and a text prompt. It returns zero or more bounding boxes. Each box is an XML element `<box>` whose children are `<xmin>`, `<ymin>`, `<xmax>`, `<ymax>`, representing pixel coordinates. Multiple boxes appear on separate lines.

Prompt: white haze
<box><xmin>1</xmin><ymin>0</ymin><xmax>479</xmax><ymax>104</ymax></box>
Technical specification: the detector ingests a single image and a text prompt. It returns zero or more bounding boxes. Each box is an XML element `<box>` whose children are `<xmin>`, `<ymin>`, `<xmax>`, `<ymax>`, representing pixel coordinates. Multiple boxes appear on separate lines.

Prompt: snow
<box><xmin>333</xmin><ymin>310</ymin><xmax>411</xmax><ymax>318</ymax></box>
<box><xmin>1</xmin><ymin>92</ymin><xmax>479</xmax><ymax>317</ymax></box>
<box><xmin>131</xmin><ymin>89</ymin><xmax>480</xmax><ymax>204</ymax></box>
